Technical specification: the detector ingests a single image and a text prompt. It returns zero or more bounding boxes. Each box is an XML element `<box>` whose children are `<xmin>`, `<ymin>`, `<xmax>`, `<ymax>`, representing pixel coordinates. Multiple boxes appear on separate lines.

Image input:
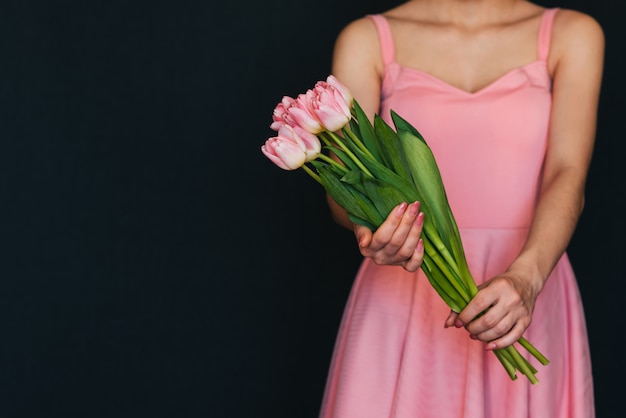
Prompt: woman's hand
<box><xmin>445</xmin><ymin>270</ymin><xmax>543</xmax><ymax>350</ymax></box>
<box><xmin>355</xmin><ymin>201</ymin><xmax>424</xmax><ymax>272</ymax></box>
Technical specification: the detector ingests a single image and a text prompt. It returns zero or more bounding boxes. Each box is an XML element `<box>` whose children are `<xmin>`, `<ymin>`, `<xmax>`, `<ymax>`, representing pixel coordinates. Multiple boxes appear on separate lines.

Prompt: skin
<box><xmin>328</xmin><ymin>0</ymin><xmax>604</xmax><ymax>350</ymax></box>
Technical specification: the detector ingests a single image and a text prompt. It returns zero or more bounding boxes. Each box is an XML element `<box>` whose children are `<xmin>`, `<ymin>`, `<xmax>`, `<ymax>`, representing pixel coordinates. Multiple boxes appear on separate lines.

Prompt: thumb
<box><xmin>444</xmin><ymin>310</ymin><xmax>461</xmax><ymax>329</ymax></box>
<box><xmin>354</xmin><ymin>224</ymin><xmax>372</xmax><ymax>248</ymax></box>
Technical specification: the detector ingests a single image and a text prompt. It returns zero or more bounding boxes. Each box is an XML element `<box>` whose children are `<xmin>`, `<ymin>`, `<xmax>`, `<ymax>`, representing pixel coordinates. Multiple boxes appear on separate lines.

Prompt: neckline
<box><xmin>390</xmin><ymin>60</ymin><xmax>548</xmax><ymax>96</ymax></box>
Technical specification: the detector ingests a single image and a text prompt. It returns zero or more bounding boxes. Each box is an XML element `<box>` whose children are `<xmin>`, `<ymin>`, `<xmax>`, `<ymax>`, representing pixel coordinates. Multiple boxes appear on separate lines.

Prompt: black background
<box><xmin>0</xmin><ymin>1</ymin><xmax>623</xmax><ymax>417</ymax></box>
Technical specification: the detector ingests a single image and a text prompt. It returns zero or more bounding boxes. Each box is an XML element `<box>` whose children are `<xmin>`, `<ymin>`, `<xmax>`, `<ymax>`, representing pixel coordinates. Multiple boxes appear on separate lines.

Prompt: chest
<box><xmin>391</xmin><ymin>20</ymin><xmax>541</xmax><ymax>94</ymax></box>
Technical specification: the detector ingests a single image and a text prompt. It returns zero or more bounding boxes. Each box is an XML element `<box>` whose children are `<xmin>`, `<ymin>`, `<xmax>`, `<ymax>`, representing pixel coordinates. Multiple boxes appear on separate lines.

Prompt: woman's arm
<box><xmin>451</xmin><ymin>10</ymin><xmax>605</xmax><ymax>349</ymax></box>
<box><xmin>328</xmin><ymin>17</ymin><xmax>425</xmax><ymax>272</ymax></box>
<box><xmin>327</xmin><ymin>18</ymin><xmax>384</xmax><ymax>230</ymax></box>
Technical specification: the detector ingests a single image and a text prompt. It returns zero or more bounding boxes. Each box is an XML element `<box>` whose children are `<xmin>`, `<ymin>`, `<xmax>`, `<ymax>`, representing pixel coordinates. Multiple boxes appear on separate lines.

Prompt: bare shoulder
<box><xmin>555</xmin><ymin>9</ymin><xmax>603</xmax><ymax>37</ymax></box>
<box><xmin>546</xmin><ymin>8</ymin><xmax>604</xmax><ymax>77</ymax></box>
<box><xmin>552</xmin><ymin>9</ymin><xmax>604</xmax><ymax>58</ymax></box>
<box><xmin>335</xmin><ymin>16</ymin><xmax>379</xmax><ymax>51</ymax></box>
<box><xmin>333</xmin><ymin>16</ymin><xmax>382</xmax><ymax>74</ymax></box>
<box><xmin>331</xmin><ymin>16</ymin><xmax>385</xmax><ymax>115</ymax></box>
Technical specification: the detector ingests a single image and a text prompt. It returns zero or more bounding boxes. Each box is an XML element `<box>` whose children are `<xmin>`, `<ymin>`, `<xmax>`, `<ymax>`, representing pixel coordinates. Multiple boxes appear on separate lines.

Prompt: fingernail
<box><xmin>416</xmin><ymin>239</ymin><xmax>424</xmax><ymax>253</ymax></box>
<box><xmin>408</xmin><ymin>201</ymin><xmax>419</xmax><ymax>215</ymax></box>
<box><xmin>415</xmin><ymin>211</ymin><xmax>424</xmax><ymax>225</ymax></box>
<box><xmin>486</xmin><ymin>343</ymin><xmax>497</xmax><ymax>351</ymax></box>
<box><xmin>469</xmin><ymin>334</ymin><xmax>478</xmax><ymax>340</ymax></box>
<box><xmin>455</xmin><ymin>319</ymin><xmax>464</xmax><ymax>328</ymax></box>
<box><xmin>395</xmin><ymin>202</ymin><xmax>408</xmax><ymax>216</ymax></box>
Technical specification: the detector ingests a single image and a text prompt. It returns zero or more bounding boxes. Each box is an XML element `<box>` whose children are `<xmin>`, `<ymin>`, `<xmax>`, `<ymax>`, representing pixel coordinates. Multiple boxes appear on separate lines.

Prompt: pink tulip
<box><xmin>289</xmin><ymin>91</ymin><xmax>324</xmax><ymax>134</ymax></box>
<box><xmin>269</xmin><ymin>75</ymin><xmax>354</xmax><ymax>134</ymax></box>
<box><xmin>326</xmin><ymin>75</ymin><xmax>353</xmax><ymax>108</ymax></box>
<box><xmin>261</xmin><ymin>136</ymin><xmax>307</xmax><ymax>170</ymax></box>
<box><xmin>270</xmin><ymin>96</ymin><xmax>297</xmax><ymax>131</ymax></box>
<box><xmin>299</xmin><ymin>76</ymin><xmax>353</xmax><ymax>132</ymax></box>
<box><xmin>310</xmin><ymin>84</ymin><xmax>351</xmax><ymax>132</ymax></box>
<box><xmin>278</xmin><ymin>125</ymin><xmax>321</xmax><ymax>161</ymax></box>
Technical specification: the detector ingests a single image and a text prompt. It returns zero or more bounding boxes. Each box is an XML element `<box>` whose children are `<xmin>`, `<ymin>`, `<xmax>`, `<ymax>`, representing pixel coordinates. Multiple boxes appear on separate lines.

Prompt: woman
<box><xmin>320</xmin><ymin>1</ymin><xmax>604</xmax><ymax>417</ymax></box>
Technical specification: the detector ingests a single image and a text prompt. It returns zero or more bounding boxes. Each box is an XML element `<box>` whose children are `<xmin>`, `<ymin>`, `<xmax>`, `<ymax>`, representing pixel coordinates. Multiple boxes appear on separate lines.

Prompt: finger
<box><xmin>483</xmin><ymin>321</ymin><xmax>527</xmax><ymax>351</ymax></box>
<box><xmin>354</xmin><ymin>224</ymin><xmax>373</xmax><ymax>249</ymax></box>
<box><xmin>367</xmin><ymin>202</ymin><xmax>409</xmax><ymax>251</ymax></box>
<box><xmin>378</xmin><ymin>201</ymin><xmax>421</xmax><ymax>256</ymax></box>
<box><xmin>395</xmin><ymin>210</ymin><xmax>424</xmax><ymax>262</ymax></box>
<box><xmin>457</xmin><ymin>289</ymin><xmax>497</xmax><ymax>326</ymax></box>
<box><xmin>444</xmin><ymin>310</ymin><xmax>459</xmax><ymax>329</ymax></box>
<box><xmin>468</xmin><ymin>311</ymin><xmax>514</xmax><ymax>344</ymax></box>
<box><xmin>463</xmin><ymin>300</ymin><xmax>508</xmax><ymax>337</ymax></box>
<box><xmin>402</xmin><ymin>239</ymin><xmax>424</xmax><ymax>272</ymax></box>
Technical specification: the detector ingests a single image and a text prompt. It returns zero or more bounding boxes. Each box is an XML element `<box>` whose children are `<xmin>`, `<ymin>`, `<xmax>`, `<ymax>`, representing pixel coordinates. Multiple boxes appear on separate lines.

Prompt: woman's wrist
<box><xmin>505</xmin><ymin>254</ymin><xmax>549</xmax><ymax>298</ymax></box>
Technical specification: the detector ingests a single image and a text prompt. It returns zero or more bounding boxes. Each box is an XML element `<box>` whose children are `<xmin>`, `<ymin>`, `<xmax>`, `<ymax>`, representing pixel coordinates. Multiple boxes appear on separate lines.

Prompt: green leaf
<box><xmin>373</xmin><ymin>115</ymin><xmax>412</xmax><ymax>180</ymax></box>
<box><xmin>349</xmin><ymin>117</ymin><xmax>361</xmax><ymax>138</ymax></box>
<box><xmin>390</xmin><ymin>109</ymin><xmax>427</xmax><ymax>142</ymax></box>
<box><xmin>310</xmin><ymin>159</ymin><xmax>344</xmax><ymax>180</ymax></box>
<box><xmin>391</xmin><ymin>111</ymin><xmax>459</xmax><ymax>249</ymax></box>
<box><xmin>352</xmin><ymin>100</ymin><xmax>381</xmax><ymax>163</ymax></box>
<box><xmin>422</xmin><ymin>232</ymin><xmax>472</xmax><ymax>302</ymax></box>
<box><xmin>390</xmin><ymin>110</ymin><xmax>478</xmax><ymax>297</ymax></box>
<box><xmin>347</xmin><ymin>214</ymin><xmax>377</xmax><ymax>230</ymax></box>
<box><xmin>325</xmin><ymin>146</ymin><xmax>360</xmax><ymax>172</ymax></box>
<box><xmin>340</xmin><ymin>169</ymin><xmax>367</xmax><ymax>195</ymax></box>
<box><xmin>446</xmin><ymin>207</ymin><xmax>478</xmax><ymax>295</ymax></box>
<box><xmin>420</xmin><ymin>257</ymin><xmax>464</xmax><ymax>312</ymax></box>
<box><xmin>349</xmin><ymin>144</ymin><xmax>418</xmax><ymax>203</ymax></box>
<box><xmin>316</xmin><ymin>165</ymin><xmax>383</xmax><ymax>227</ymax></box>
<box><xmin>362</xmin><ymin>176</ymin><xmax>409</xmax><ymax>220</ymax></box>
<box><xmin>340</xmin><ymin>169</ymin><xmax>364</xmax><ymax>186</ymax></box>
<box><xmin>344</xmin><ymin>186</ymin><xmax>384</xmax><ymax>227</ymax></box>
<box><xmin>315</xmin><ymin>164</ymin><xmax>366</xmax><ymax>219</ymax></box>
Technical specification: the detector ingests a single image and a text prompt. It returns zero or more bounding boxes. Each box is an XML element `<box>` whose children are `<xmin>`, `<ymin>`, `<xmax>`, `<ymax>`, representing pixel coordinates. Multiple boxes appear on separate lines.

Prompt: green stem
<box><xmin>420</xmin><ymin>256</ymin><xmax>466</xmax><ymax>312</ymax></box>
<box><xmin>422</xmin><ymin>223</ymin><xmax>463</xmax><ymax>278</ymax></box>
<box><xmin>316</xmin><ymin>153</ymin><xmax>349</xmax><ymax>174</ymax></box>
<box><xmin>505</xmin><ymin>345</ymin><xmax>539</xmax><ymax>384</ymax></box>
<box><xmin>422</xmin><ymin>222</ymin><xmax>479</xmax><ymax>301</ymax></box>
<box><xmin>318</xmin><ymin>132</ymin><xmax>334</xmax><ymax>147</ymax></box>
<box><xmin>493</xmin><ymin>349</ymin><xmax>518</xmax><ymax>381</ymax></box>
<box><xmin>302</xmin><ymin>164</ymin><xmax>322</xmax><ymax>185</ymax></box>
<box><xmin>323</xmin><ymin>131</ymin><xmax>373</xmax><ymax>177</ymax></box>
<box><xmin>343</xmin><ymin>127</ymin><xmax>376</xmax><ymax>160</ymax></box>
<box><xmin>518</xmin><ymin>337</ymin><xmax>550</xmax><ymax>365</ymax></box>
<box><xmin>422</xmin><ymin>236</ymin><xmax>471</xmax><ymax>304</ymax></box>
<box><xmin>519</xmin><ymin>354</ymin><xmax>538</xmax><ymax>375</ymax></box>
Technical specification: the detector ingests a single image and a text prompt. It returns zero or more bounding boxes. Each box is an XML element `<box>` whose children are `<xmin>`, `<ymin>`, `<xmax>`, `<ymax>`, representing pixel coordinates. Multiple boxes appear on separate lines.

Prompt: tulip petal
<box><xmin>327</xmin><ymin>75</ymin><xmax>353</xmax><ymax>107</ymax></box>
<box><xmin>261</xmin><ymin>137</ymin><xmax>307</xmax><ymax>170</ymax></box>
<box><xmin>315</xmin><ymin>105</ymin><xmax>350</xmax><ymax>132</ymax></box>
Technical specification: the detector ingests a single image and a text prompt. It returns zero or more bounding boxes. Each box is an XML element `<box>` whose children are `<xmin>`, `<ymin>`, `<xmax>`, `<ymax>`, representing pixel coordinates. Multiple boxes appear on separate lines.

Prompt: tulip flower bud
<box><xmin>261</xmin><ymin>136</ymin><xmax>307</xmax><ymax>170</ymax></box>
<box><xmin>310</xmin><ymin>83</ymin><xmax>352</xmax><ymax>132</ymax></box>
<box><xmin>289</xmin><ymin>92</ymin><xmax>324</xmax><ymax>134</ymax></box>
<box><xmin>326</xmin><ymin>75</ymin><xmax>353</xmax><ymax>108</ymax></box>
<box><xmin>278</xmin><ymin>125</ymin><xmax>321</xmax><ymax>162</ymax></box>
<box><xmin>270</xmin><ymin>96</ymin><xmax>297</xmax><ymax>131</ymax></box>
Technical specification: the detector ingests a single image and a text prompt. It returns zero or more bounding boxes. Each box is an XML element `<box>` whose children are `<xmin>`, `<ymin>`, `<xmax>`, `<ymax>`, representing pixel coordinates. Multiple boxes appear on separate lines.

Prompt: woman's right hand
<box><xmin>355</xmin><ymin>201</ymin><xmax>424</xmax><ymax>272</ymax></box>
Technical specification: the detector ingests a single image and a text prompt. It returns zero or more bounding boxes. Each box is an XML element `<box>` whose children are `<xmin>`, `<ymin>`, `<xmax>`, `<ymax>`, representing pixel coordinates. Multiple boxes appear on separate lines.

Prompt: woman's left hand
<box><xmin>444</xmin><ymin>272</ymin><xmax>542</xmax><ymax>350</ymax></box>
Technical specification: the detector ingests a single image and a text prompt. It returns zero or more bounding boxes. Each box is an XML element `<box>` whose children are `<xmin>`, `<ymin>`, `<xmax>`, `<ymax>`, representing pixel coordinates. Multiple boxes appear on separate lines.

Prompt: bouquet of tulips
<box><xmin>261</xmin><ymin>75</ymin><xmax>550</xmax><ymax>383</ymax></box>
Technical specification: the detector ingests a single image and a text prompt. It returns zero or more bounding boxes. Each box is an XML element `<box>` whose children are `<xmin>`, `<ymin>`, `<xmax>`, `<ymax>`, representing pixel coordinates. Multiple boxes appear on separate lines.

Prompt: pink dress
<box><xmin>320</xmin><ymin>9</ymin><xmax>594</xmax><ymax>418</ymax></box>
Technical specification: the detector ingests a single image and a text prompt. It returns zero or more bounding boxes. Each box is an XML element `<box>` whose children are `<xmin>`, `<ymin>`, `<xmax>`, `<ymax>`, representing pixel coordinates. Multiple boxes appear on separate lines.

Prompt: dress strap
<box><xmin>368</xmin><ymin>11</ymin><xmax>557</xmax><ymax>64</ymax></box>
<box><xmin>537</xmin><ymin>8</ymin><xmax>560</xmax><ymax>62</ymax></box>
<box><xmin>367</xmin><ymin>14</ymin><xmax>395</xmax><ymax>66</ymax></box>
